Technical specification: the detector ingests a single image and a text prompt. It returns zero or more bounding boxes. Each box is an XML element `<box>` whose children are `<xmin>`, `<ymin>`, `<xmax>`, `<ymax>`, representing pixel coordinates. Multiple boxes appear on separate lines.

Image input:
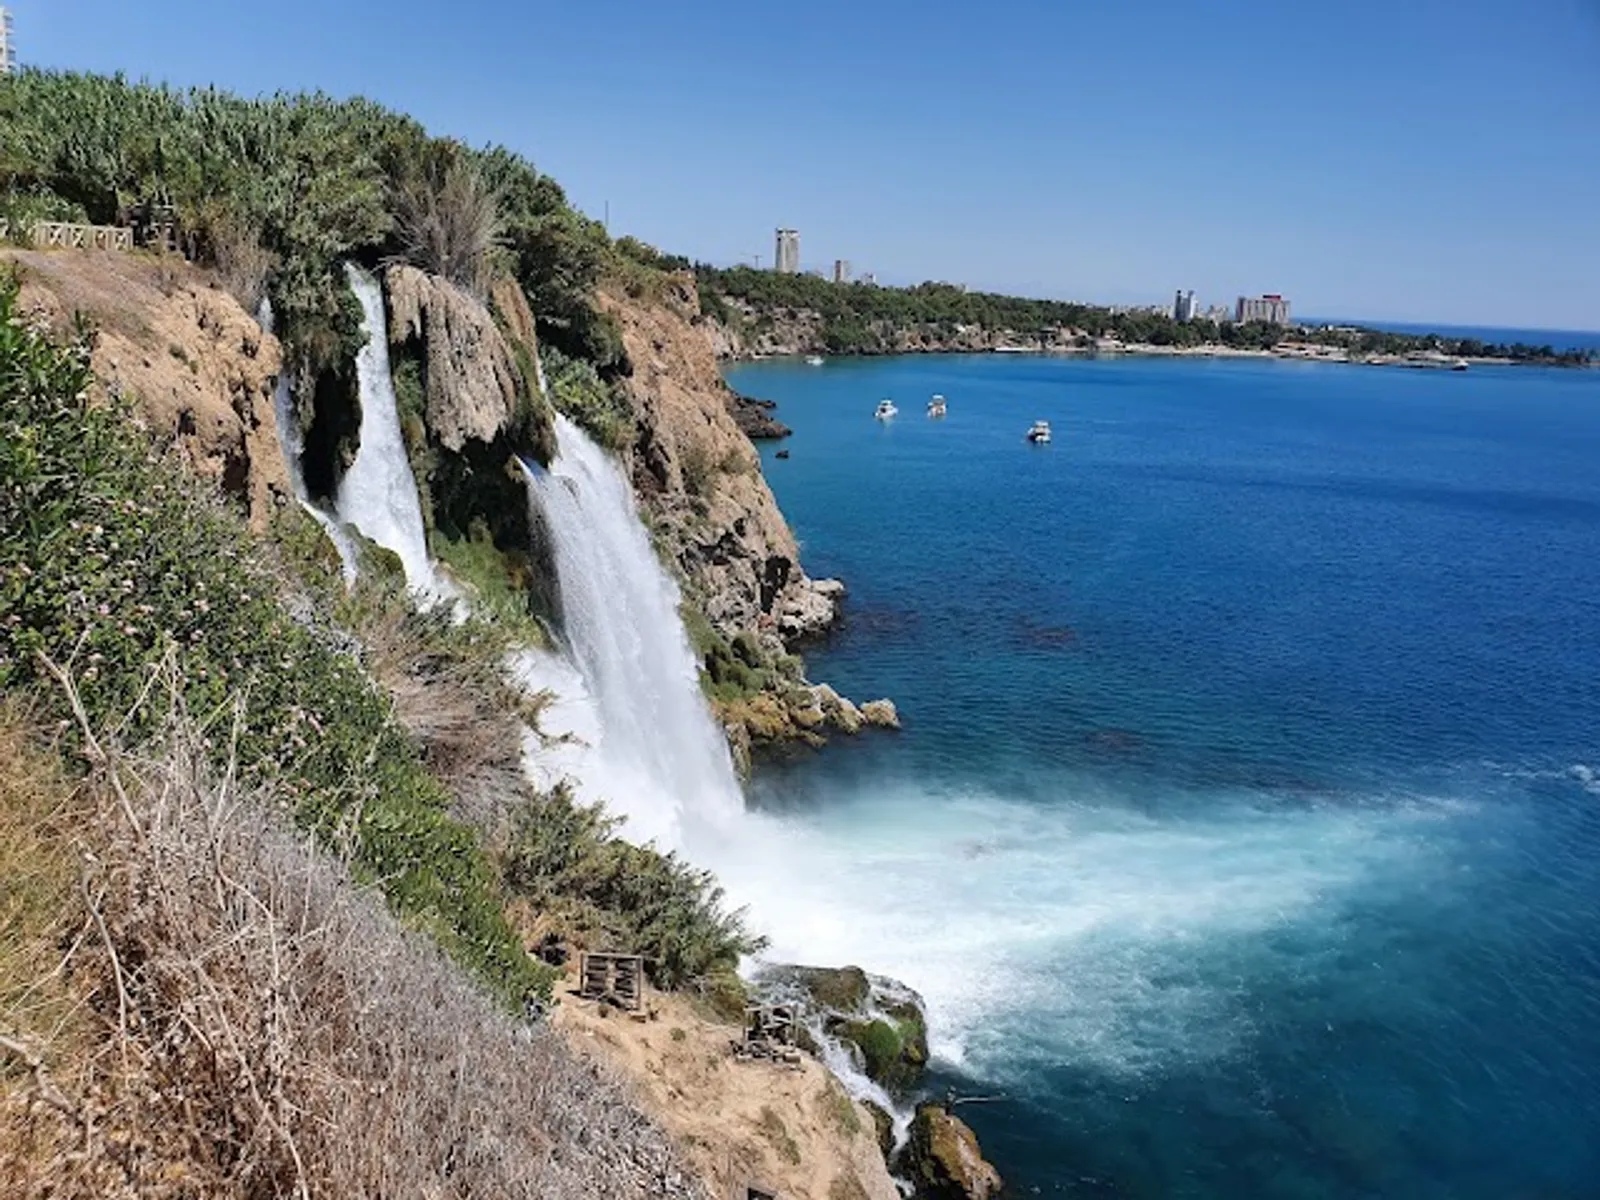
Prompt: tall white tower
<box><xmin>0</xmin><ymin>8</ymin><xmax>16</xmax><ymax>75</ymax></box>
<box><xmin>774</xmin><ymin>228</ymin><xmax>800</xmax><ymax>274</ymax></box>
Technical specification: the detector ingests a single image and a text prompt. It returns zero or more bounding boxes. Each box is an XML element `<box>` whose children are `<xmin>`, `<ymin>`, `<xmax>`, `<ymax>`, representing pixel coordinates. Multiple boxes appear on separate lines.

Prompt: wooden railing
<box><xmin>0</xmin><ymin>219</ymin><xmax>135</xmax><ymax>252</ymax></box>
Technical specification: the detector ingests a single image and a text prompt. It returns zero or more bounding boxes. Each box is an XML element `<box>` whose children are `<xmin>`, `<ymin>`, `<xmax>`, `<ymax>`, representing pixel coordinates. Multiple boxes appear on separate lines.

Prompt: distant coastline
<box><xmin>693</xmin><ymin>264</ymin><xmax>1597</xmax><ymax>370</ymax></box>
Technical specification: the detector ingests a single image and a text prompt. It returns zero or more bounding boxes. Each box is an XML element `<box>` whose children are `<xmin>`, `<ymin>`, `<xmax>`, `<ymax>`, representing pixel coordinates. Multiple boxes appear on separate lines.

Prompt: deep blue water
<box><xmin>728</xmin><ymin>353</ymin><xmax>1600</xmax><ymax>1199</ymax></box>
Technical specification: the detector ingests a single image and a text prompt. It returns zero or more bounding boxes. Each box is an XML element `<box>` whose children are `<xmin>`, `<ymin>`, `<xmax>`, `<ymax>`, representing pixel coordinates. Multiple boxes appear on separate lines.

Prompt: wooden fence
<box><xmin>0</xmin><ymin>219</ymin><xmax>135</xmax><ymax>252</ymax></box>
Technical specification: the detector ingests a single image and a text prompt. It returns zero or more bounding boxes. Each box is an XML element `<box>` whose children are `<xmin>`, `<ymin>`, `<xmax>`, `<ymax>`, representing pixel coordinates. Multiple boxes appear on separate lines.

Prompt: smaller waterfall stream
<box><xmin>336</xmin><ymin>264</ymin><xmax>449</xmax><ymax>600</ymax></box>
<box><xmin>258</xmin><ymin>297</ymin><xmax>359</xmax><ymax>582</ymax></box>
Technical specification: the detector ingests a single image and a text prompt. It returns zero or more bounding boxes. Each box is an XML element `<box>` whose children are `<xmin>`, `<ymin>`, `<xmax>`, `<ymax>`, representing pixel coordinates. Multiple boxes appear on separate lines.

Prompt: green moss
<box><xmin>434</xmin><ymin>521</ymin><xmax>548</xmax><ymax>646</ymax></box>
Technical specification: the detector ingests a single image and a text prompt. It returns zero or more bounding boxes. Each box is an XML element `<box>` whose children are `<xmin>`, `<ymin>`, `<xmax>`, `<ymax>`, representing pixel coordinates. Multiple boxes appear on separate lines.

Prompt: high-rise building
<box><xmin>0</xmin><ymin>8</ymin><xmax>16</xmax><ymax>75</ymax></box>
<box><xmin>1173</xmin><ymin>289</ymin><xmax>1197</xmax><ymax>322</ymax></box>
<box><xmin>1235</xmin><ymin>293</ymin><xmax>1292</xmax><ymax>325</ymax></box>
<box><xmin>774</xmin><ymin>228</ymin><xmax>800</xmax><ymax>274</ymax></box>
<box><xmin>833</xmin><ymin>259</ymin><xmax>851</xmax><ymax>284</ymax></box>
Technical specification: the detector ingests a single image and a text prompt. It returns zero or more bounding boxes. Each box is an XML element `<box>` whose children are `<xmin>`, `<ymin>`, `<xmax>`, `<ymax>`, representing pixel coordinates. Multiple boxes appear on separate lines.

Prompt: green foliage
<box><xmin>433</xmin><ymin>521</ymin><xmax>548</xmax><ymax>646</ymax></box>
<box><xmin>540</xmin><ymin>344</ymin><xmax>633</xmax><ymax>450</ymax></box>
<box><xmin>0</xmin><ymin>272</ymin><xmax>550</xmax><ymax>1010</ymax></box>
<box><xmin>503</xmin><ymin>782</ymin><xmax>765</xmax><ymax>989</ymax></box>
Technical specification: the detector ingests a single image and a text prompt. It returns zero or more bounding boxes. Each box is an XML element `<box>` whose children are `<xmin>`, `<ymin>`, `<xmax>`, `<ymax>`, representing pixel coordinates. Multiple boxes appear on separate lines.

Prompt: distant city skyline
<box><xmin>6</xmin><ymin>0</ymin><xmax>1598</xmax><ymax>330</ymax></box>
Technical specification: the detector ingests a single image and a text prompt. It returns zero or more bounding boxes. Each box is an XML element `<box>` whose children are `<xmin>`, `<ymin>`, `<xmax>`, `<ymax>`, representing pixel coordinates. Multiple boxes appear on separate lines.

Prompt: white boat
<box><xmin>874</xmin><ymin>398</ymin><xmax>898</xmax><ymax>420</ymax></box>
<box><xmin>806</xmin><ymin>355</ymin><xmax>825</xmax><ymax>366</ymax></box>
<box><xmin>1026</xmin><ymin>420</ymin><xmax>1051</xmax><ymax>444</ymax></box>
<box><xmin>927</xmin><ymin>394</ymin><xmax>947</xmax><ymax>418</ymax></box>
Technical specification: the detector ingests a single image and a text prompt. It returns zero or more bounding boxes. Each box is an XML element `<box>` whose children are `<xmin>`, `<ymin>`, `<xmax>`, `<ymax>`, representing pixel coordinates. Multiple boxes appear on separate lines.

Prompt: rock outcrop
<box><xmin>726</xmin><ymin>390</ymin><xmax>792</xmax><ymax>440</ymax></box>
<box><xmin>383</xmin><ymin>263</ymin><xmax>524</xmax><ymax>451</ymax></box>
<box><xmin>8</xmin><ymin>249</ymin><xmax>290</xmax><ymax>530</ymax></box>
<box><xmin>904</xmin><ymin>1105</ymin><xmax>1004</xmax><ymax>1200</ymax></box>
<box><xmin>759</xmin><ymin>964</ymin><xmax>930</xmax><ymax>1096</ymax></box>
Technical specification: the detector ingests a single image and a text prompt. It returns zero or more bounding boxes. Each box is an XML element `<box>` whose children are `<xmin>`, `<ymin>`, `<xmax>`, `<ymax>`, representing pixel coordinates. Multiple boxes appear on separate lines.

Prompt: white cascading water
<box><xmin>517</xmin><ymin>414</ymin><xmax>744</xmax><ymax>848</ymax></box>
<box><xmin>257</xmin><ymin>297</ymin><xmax>359</xmax><ymax>583</ymax></box>
<box><xmin>336</xmin><ymin>264</ymin><xmax>450</xmax><ymax>601</ymax></box>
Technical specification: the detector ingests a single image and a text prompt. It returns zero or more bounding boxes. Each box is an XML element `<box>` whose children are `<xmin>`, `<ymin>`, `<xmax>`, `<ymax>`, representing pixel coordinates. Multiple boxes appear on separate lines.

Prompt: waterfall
<box><xmin>258</xmin><ymin>297</ymin><xmax>359</xmax><ymax>583</ymax></box>
<box><xmin>519</xmin><ymin>414</ymin><xmax>744</xmax><ymax>847</ymax></box>
<box><xmin>336</xmin><ymin>264</ymin><xmax>449</xmax><ymax>600</ymax></box>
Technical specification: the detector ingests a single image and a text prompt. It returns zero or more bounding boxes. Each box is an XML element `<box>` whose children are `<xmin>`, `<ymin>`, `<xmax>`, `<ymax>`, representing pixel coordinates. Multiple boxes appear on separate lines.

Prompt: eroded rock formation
<box><xmin>9</xmin><ymin>249</ymin><xmax>290</xmax><ymax>530</ymax></box>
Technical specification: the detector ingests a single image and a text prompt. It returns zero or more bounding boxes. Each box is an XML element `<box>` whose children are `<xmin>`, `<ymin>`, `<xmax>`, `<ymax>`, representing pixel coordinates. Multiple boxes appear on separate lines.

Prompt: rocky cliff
<box><xmin>597</xmin><ymin>273</ymin><xmax>896</xmax><ymax>762</ymax></box>
<box><xmin>8</xmin><ymin>249</ymin><xmax>290</xmax><ymax>530</ymax></box>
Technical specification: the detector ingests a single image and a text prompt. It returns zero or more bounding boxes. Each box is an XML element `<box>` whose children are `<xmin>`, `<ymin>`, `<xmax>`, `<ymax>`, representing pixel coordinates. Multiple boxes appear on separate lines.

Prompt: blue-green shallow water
<box><xmin>727</xmin><ymin>354</ymin><xmax>1600</xmax><ymax>1198</ymax></box>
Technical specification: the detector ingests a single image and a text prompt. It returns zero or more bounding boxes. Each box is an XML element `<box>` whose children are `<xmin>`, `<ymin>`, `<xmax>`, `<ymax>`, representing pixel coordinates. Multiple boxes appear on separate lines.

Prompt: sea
<box><xmin>725</xmin><ymin>351</ymin><xmax>1600</xmax><ymax>1199</ymax></box>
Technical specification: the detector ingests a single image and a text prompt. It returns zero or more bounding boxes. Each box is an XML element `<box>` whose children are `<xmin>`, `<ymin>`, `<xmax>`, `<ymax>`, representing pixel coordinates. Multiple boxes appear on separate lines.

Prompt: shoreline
<box><xmin>726</xmin><ymin>343</ymin><xmax>1593</xmax><ymax>371</ymax></box>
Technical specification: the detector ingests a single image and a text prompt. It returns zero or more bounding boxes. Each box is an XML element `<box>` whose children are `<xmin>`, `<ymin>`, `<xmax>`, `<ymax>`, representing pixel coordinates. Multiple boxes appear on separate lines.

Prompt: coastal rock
<box><xmin>778</xmin><ymin>577</ymin><xmax>845</xmax><ymax>642</ymax></box>
<box><xmin>9</xmin><ymin>248</ymin><xmax>290</xmax><ymax>530</ymax></box>
<box><xmin>726</xmin><ymin>390</ymin><xmax>792</xmax><ymax>439</ymax></box>
<box><xmin>904</xmin><ymin>1105</ymin><xmax>1003</xmax><ymax>1200</ymax></box>
<box><xmin>814</xmin><ymin>684</ymin><xmax>865</xmax><ymax>734</ymax></box>
<box><xmin>383</xmin><ymin>263</ymin><xmax>523</xmax><ymax>451</ymax></box>
<box><xmin>861</xmin><ymin>699</ymin><xmax>901</xmax><ymax>729</ymax></box>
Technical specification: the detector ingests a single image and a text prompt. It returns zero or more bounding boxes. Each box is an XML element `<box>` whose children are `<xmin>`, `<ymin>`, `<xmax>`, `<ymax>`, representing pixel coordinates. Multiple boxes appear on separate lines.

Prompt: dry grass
<box><xmin>0</xmin><ymin>669</ymin><xmax>706</xmax><ymax>1198</ymax></box>
<box><xmin>357</xmin><ymin>603</ymin><xmax>529</xmax><ymax>842</ymax></box>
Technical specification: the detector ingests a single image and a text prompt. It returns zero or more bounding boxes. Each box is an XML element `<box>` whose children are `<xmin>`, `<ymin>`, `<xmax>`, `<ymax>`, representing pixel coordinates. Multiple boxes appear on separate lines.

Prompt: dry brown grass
<box><xmin>0</xmin><ymin>669</ymin><xmax>706</xmax><ymax>1198</ymax></box>
<box><xmin>357</xmin><ymin>604</ymin><xmax>530</xmax><ymax>843</ymax></box>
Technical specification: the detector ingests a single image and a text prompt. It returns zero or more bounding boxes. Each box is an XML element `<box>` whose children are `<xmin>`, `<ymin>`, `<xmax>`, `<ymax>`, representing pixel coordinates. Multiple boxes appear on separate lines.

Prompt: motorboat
<box><xmin>806</xmin><ymin>355</ymin><xmax>825</xmax><ymax>366</ymax></box>
<box><xmin>927</xmin><ymin>394</ymin><xmax>947</xmax><ymax>418</ymax></box>
<box><xmin>1026</xmin><ymin>420</ymin><xmax>1051</xmax><ymax>444</ymax></box>
<box><xmin>874</xmin><ymin>398</ymin><xmax>898</xmax><ymax>420</ymax></box>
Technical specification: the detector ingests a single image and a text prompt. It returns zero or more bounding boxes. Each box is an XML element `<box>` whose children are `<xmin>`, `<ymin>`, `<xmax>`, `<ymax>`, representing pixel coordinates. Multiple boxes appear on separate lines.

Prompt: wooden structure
<box><xmin>735</xmin><ymin>1003</ymin><xmax>801</xmax><ymax>1066</ymax></box>
<box><xmin>577</xmin><ymin>951</ymin><xmax>644</xmax><ymax>1011</ymax></box>
<box><xmin>0</xmin><ymin>219</ymin><xmax>135</xmax><ymax>252</ymax></box>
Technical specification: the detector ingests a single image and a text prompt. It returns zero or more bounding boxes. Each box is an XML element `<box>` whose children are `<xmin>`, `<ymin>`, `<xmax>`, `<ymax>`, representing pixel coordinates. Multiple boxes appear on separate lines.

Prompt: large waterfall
<box><xmin>258</xmin><ymin>297</ymin><xmax>359</xmax><ymax>582</ymax></box>
<box><xmin>519</xmin><ymin>415</ymin><xmax>745</xmax><ymax>847</ymax></box>
<box><xmin>336</xmin><ymin>264</ymin><xmax>449</xmax><ymax>600</ymax></box>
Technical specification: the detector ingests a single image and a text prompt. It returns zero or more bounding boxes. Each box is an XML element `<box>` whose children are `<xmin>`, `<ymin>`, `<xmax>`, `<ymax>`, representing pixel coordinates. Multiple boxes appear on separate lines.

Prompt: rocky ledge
<box><xmin>726</xmin><ymin>390</ymin><xmax>792</xmax><ymax>440</ymax></box>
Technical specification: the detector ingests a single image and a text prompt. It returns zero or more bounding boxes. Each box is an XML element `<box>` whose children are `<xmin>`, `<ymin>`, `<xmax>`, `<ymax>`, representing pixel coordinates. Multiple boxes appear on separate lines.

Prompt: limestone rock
<box><xmin>861</xmin><ymin>699</ymin><xmax>901</xmax><ymax>729</ymax></box>
<box><xmin>383</xmin><ymin>264</ymin><xmax>522</xmax><ymax>451</ymax></box>
<box><xmin>904</xmin><ymin>1106</ymin><xmax>1003</xmax><ymax>1200</ymax></box>
<box><xmin>9</xmin><ymin>248</ymin><xmax>289</xmax><ymax>530</ymax></box>
<box><xmin>813</xmin><ymin>684</ymin><xmax>865</xmax><ymax>734</ymax></box>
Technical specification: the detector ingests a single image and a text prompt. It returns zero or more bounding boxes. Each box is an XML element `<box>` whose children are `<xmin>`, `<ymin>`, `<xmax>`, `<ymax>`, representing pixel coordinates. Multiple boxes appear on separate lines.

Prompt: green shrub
<box><xmin>540</xmin><ymin>344</ymin><xmax>633</xmax><ymax>450</ymax></box>
<box><xmin>503</xmin><ymin>782</ymin><xmax>764</xmax><ymax>989</ymax></box>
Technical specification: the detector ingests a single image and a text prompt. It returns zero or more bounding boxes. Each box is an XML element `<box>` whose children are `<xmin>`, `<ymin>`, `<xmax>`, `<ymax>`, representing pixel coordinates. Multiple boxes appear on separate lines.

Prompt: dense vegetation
<box><xmin>697</xmin><ymin>264</ymin><xmax>1596</xmax><ymax>365</ymax></box>
<box><xmin>0</xmin><ymin>69</ymin><xmax>633</xmax><ymax>389</ymax></box>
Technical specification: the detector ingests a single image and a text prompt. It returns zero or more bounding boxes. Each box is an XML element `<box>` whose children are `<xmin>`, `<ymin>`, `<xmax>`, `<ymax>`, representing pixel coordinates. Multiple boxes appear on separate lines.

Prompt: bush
<box><xmin>541</xmin><ymin>343</ymin><xmax>634</xmax><ymax>450</ymax></box>
<box><xmin>503</xmin><ymin>782</ymin><xmax>765</xmax><ymax>989</ymax></box>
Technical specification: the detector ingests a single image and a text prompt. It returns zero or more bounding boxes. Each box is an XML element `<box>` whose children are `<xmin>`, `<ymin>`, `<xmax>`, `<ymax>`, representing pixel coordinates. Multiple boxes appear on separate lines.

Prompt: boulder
<box><xmin>759</xmin><ymin>965</ymin><xmax>929</xmax><ymax>1095</ymax></box>
<box><xmin>904</xmin><ymin>1105</ymin><xmax>1003</xmax><ymax>1200</ymax></box>
<box><xmin>861</xmin><ymin>699</ymin><xmax>901</xmax><ymax>729</ymax></box>
<box><xmin>814</xmin><ymin>684</ymin><xmax>865</xmax><ymax>734</ymax></box>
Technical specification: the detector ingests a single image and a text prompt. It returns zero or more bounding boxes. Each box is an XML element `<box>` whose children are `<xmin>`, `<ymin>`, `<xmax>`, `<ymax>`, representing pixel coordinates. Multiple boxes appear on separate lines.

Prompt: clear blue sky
<box><xmin>10</xmin><ymin>0</ymin><xmax>1600</xmax><ymax>329</ymax></box>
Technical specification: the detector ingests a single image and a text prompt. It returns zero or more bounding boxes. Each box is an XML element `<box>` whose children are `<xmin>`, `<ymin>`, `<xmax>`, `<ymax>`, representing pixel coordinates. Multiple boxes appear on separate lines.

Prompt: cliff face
<box><xmin>8</xmin><ymin>249</ymin><xmax>290</xmax><ymax>529</ymax></box>
<box><xmin>599</xmin><ymin>275</ymin><xmax>838</xmax><ymax>646</ymax></box>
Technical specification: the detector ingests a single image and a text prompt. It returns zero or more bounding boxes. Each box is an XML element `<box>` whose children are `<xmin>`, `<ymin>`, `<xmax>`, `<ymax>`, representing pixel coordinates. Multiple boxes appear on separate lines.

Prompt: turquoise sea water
<box><xmin>727</xmin><ymin>353</ymin><xmax>1600</xmax><ymax>1199</ymax></box>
